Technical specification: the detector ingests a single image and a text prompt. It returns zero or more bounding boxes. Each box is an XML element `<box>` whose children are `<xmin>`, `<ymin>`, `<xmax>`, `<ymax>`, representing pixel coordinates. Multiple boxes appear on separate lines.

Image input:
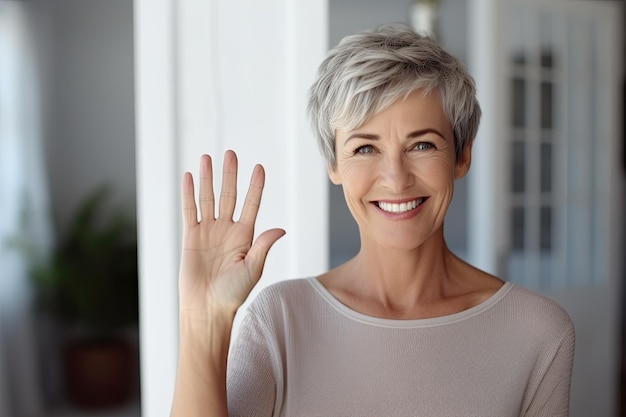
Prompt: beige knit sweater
<box><xmin>227</xmin><ymin>278</ymin><xmax>574</xmax><ymax>417</ymax></box>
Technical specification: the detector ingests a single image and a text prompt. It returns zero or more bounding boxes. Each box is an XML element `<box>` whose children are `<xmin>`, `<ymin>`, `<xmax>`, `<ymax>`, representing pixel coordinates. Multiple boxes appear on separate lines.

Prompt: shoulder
<box><xmin>502</xmin><ymin>284</ymin><xmax>575</xmax><ymax>341</ymax></box>
<box><xmin>251</xmin><ymin>278</ymin><xmax>316</xmax><ymax>305</ymax></box>
<box><xmin>245</xmin><ymin>278</ymin><xmax>319</xmax><ymax>320</ymax></box>
<box><xmin>506</xmin><ymin>285</ymin><xmax>572</xmax><ymax>323</ymax></box>
<box><xmin>237</xmin><ymin>278</ymin><xmax>324</xmax><ymax>348</ymax></box>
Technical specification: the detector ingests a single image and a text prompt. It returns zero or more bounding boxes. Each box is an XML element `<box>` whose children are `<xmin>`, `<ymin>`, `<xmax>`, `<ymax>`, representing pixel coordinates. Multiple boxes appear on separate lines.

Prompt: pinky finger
<box><xmin>181</xmin><ymin>172</ymin><xmax>199</xmax><ymax>227</ymax></box>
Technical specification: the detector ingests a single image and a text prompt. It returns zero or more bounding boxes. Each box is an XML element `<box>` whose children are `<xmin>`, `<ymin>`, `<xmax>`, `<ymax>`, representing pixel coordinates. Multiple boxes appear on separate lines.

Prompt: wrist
<box><xmin>178</xmin><ymin>307</ymin><xmax>235</xmax><ymax>353</ymax></box>
<box><xmin>172</xmin><ymin>309</ymin><xmax>232</xmax><ymax>417</ymax></box>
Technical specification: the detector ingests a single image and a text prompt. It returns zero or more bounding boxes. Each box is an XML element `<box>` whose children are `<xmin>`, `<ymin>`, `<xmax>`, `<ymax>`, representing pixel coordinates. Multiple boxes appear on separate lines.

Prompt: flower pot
<box><xmin>64</xmin><ymin>337</ymin><xmax>135</xmax><ymax>408</ymax></box>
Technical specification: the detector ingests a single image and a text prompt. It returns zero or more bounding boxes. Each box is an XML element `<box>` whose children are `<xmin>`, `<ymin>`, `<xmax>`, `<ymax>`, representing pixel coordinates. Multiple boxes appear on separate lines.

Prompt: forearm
<box><xmin>171</xmin><ymin>309</ymin><xmax>236</xmax><ymax>417</ymax></box>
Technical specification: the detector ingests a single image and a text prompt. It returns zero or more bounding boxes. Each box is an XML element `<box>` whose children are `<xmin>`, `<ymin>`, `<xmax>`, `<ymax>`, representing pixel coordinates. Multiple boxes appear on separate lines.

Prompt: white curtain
<box><xmin>0</xmin><ymin>1</ymin><xmax>53</xmax><ymax>415</ymax></box>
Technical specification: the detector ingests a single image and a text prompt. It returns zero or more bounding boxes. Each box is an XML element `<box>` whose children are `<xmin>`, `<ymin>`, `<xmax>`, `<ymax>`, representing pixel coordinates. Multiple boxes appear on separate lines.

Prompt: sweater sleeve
<box><xmin>226</xmin><ymin>310</ymin><xmax>279</xmax><ymax>417</ymax></box>
<box><xmin>521</xmin><ymin>320</ymin><xmax>576</xmax><ymax>417</ymax></box>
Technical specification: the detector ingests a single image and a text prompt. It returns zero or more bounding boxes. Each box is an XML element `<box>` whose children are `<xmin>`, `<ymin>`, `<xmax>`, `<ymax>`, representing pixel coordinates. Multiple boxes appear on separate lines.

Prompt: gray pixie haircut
<box><xmin>307</xmin><ymin>23</ymin><xmax>481</xmax><ymax>167</ymax></box>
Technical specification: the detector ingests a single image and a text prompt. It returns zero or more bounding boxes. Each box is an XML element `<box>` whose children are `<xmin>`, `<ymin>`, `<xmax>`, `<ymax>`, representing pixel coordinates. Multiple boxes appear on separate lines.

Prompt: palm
<box><xmin>179</xmin><ymin>151</ymin><xmax>285</xmax><ymax>315</ymax></box>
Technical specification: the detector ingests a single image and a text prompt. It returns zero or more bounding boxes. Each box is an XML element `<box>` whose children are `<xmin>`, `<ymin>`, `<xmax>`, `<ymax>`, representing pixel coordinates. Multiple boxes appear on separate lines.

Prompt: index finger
<box><xmin>238</xmin><ymin>164</ymin><xmax>265</xmax><ymax>227</ymax></box>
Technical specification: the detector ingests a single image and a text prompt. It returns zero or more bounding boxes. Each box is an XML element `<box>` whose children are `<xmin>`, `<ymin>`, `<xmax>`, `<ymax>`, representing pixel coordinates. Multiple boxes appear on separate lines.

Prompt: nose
<box><xmin>380</xmin><ymin>153</ymin><xmax>414</xmax><ymax>193</ymax></box>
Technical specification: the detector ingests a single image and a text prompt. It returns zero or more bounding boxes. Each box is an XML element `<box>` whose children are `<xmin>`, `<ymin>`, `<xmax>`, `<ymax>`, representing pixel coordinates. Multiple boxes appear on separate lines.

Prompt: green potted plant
<box><xmin>13</xmin><ymin>184</ymin><xmax>139</xmax><ymax>408</ymax></box>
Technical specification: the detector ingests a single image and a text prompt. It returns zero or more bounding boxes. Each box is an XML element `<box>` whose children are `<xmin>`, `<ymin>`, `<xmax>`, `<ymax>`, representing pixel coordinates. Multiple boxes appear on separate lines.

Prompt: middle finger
<box><xmin>218</xmin><ymin>150</ymin><xmax>238</xmax><ymax>220</ymax></box>
<box><xmin>199</xmin><ymin>154</ymin><xmax>215</xmax><ymax>222</ymax></box>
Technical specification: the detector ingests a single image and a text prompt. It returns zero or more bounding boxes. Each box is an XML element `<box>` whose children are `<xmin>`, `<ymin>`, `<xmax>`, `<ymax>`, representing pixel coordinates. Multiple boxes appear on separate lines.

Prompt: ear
<box><xmin>454</xmin><ymin>143</ymin><xmax>472</xmax><ymax>179</ymax></box>
<box><xmin>327</xmin><ymin>164</ymin><xmax>342</xmax><ymax>185</ymax></box>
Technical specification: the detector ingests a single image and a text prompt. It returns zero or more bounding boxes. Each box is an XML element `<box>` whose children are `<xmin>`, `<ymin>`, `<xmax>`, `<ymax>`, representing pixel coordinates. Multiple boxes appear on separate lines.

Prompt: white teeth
<box><xmin>377</xmin><ymin>198</ymin><xmax>424</xmax><ymax>213</ymax></box>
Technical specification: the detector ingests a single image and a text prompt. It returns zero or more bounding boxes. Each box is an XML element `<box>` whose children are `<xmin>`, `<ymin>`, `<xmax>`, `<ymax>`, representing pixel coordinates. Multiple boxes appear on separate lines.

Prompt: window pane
<box><xmin>540</xmin><ymin>206</ymin><xmax>552</xmax><ymax>251</ymax></box>
<box><xmin>510</xmin><ymin>5</ymin><xmax>527</xmax><ymax>66</ymax></box>
<box><xmin>540</xmin><ymin>81</ymin><xmax>553</xmax><ymax>129</ymax></box>
<box><xmin>512</xmin><ymin>52</ymin><xmax>526</xmax><ymax>66</ymax></box>
<box><xmin>540</xmin><ymin>49</ymin><xmax>554</xmax><ymax>68</ymax></box>
<box><xmin>539</xmin><ymin>13</ymin><xmax>555</xmax><ymax>68</ymax></box>
<box><xmin>512</xmin><ymin>206</ymin><xmax>525</xmax><ymax>250</ymax></box>
<box><xmin>511</xmin><ymin>141</ymin><xmax>525</xmax><ymax>193</ymax></box>
<box><xmin>540</xmin><ymin>143</ymin><xmax>552</xmax><ymax>192</ymax></box>
<box><xmin>512</xmin><ymin>78</ymin><xmax>526</xmax><ymax>127</ymax></box>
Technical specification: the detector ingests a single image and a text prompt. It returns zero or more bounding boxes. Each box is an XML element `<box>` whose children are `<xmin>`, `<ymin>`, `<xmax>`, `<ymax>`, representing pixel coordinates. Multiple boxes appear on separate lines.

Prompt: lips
<box><xmin>375</xmin><ymin>198</ymin><xmax>426</xmax><ymax>213</ymax></box>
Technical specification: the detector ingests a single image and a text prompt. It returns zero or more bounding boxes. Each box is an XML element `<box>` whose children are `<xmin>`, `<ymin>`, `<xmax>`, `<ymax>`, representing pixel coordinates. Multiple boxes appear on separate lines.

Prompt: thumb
<box><xmin>245</xmin><ymin>228</ymin><xmax>286</xmax><ymax>279</ymax></box>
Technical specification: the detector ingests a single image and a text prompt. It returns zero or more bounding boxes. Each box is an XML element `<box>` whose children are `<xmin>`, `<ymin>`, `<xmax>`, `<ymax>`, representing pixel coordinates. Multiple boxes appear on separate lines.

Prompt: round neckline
<box><xmin>307</xmin><ymin>277</ymin><xmax>514</xmax><ymax>329</ymax></box>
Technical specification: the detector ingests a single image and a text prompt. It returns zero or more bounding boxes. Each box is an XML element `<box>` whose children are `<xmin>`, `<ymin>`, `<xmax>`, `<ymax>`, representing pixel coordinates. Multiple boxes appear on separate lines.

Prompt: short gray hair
<box><xmin>307</xmin><ymin>23</ymin><xmax>481</xmax><ymax>167</ymax></box>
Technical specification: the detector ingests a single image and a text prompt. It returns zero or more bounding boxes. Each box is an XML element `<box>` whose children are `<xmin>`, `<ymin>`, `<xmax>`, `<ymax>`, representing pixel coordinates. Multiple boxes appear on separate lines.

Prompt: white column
<box><xmin>134</xmin><ymin>1</ymin><xmax>328</xmax><ymax>415</ymax></box>
<box><xmin>466</xmin><ymin>0</ymin><xmax>506</xmax><ymax>274</ymax></box>
<box><xmin>283</xmin><ymin>0</ymin><xmax>329</xmax><ymax>279</ymax></box>
<box><xmin>134</xmin><ymin>1</ymin><xmax>179</xmax><ymax>416</ymax></box>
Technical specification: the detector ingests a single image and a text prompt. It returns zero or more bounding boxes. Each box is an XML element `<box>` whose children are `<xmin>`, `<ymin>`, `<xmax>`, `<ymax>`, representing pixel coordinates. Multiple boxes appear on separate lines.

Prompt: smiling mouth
<box><xmin>375</xmin><ymin>198</ymin><xmax>427</xmax><ymax>213</ymax></box>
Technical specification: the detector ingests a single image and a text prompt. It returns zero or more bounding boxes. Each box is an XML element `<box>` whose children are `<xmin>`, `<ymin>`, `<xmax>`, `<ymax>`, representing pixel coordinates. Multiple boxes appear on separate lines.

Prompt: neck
<box><xmin>349</xmin><ymin>229</ymin><xmax>461</xmax><ymax>306</ymax></box>
<box><xmin>319</xmin><ymin>227</ymin><xmax>503</xmax><ymax>319</ymax></box>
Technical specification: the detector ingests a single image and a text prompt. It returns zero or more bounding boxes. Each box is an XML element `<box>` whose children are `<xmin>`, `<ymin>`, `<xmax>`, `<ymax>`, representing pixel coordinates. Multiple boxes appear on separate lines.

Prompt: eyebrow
<box><xmin>344</xmin><ymin>128</ymin><xmax>446</xmax><ymax>144</ymax></box>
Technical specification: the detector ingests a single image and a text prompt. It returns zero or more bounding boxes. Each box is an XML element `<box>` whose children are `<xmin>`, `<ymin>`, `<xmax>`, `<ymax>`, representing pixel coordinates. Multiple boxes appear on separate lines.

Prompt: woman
<box><xmin>171</xmin><ymin>23</ymin><xmax>574</xmax><ymax>416</ymax></box>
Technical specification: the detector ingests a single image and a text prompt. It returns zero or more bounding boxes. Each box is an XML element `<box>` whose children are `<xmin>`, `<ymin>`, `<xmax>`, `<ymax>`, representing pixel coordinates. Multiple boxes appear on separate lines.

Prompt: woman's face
<box><xmin>330</xmin><ymin>90</ymin><xmax>471</xmax><ymax>251</ymax></box>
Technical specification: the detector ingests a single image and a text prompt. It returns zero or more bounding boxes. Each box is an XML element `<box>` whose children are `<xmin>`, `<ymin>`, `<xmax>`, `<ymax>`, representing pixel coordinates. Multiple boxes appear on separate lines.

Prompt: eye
<box><xmin>354</xmin><ymin>144</ymin><xmax>376</xmax><ymax>155</ymax></box>
<box><xmin>413</xmin><ymin>142</ymin><xmax>436</xmax><ymax>151</ymax></box>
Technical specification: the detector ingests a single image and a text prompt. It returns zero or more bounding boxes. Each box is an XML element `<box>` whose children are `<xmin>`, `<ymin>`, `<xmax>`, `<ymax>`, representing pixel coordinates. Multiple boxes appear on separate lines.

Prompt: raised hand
<box><xmin>178</xmin><ymin>150</ymin><xmax>286</xmax><ymax>317</ymax></box>
<box><xmin>172</xmin><ymin>150</ymin><xmax>284</xmax><ymax>416</ymax></box>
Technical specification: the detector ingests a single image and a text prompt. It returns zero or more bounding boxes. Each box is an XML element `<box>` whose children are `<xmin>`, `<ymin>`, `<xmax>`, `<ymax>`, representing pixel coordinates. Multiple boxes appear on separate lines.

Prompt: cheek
<box><xmin>340</xmin><ymin>168</ymin><xmax>371</xmax><ymax>198</ymax></box>
<box><xmin>415</xmin><ymin>154</ymin><xmax>457</xmax><ymax>180</ymax></box>
<box><xmin>336</xmin><ymin>158</ymin><xmax>376</xmax><ymax>183</ymax></box>
<box><xmin>336</xmin><ymin>164</ymin><xmax>376</xmax><ymax>211</ymax></box>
